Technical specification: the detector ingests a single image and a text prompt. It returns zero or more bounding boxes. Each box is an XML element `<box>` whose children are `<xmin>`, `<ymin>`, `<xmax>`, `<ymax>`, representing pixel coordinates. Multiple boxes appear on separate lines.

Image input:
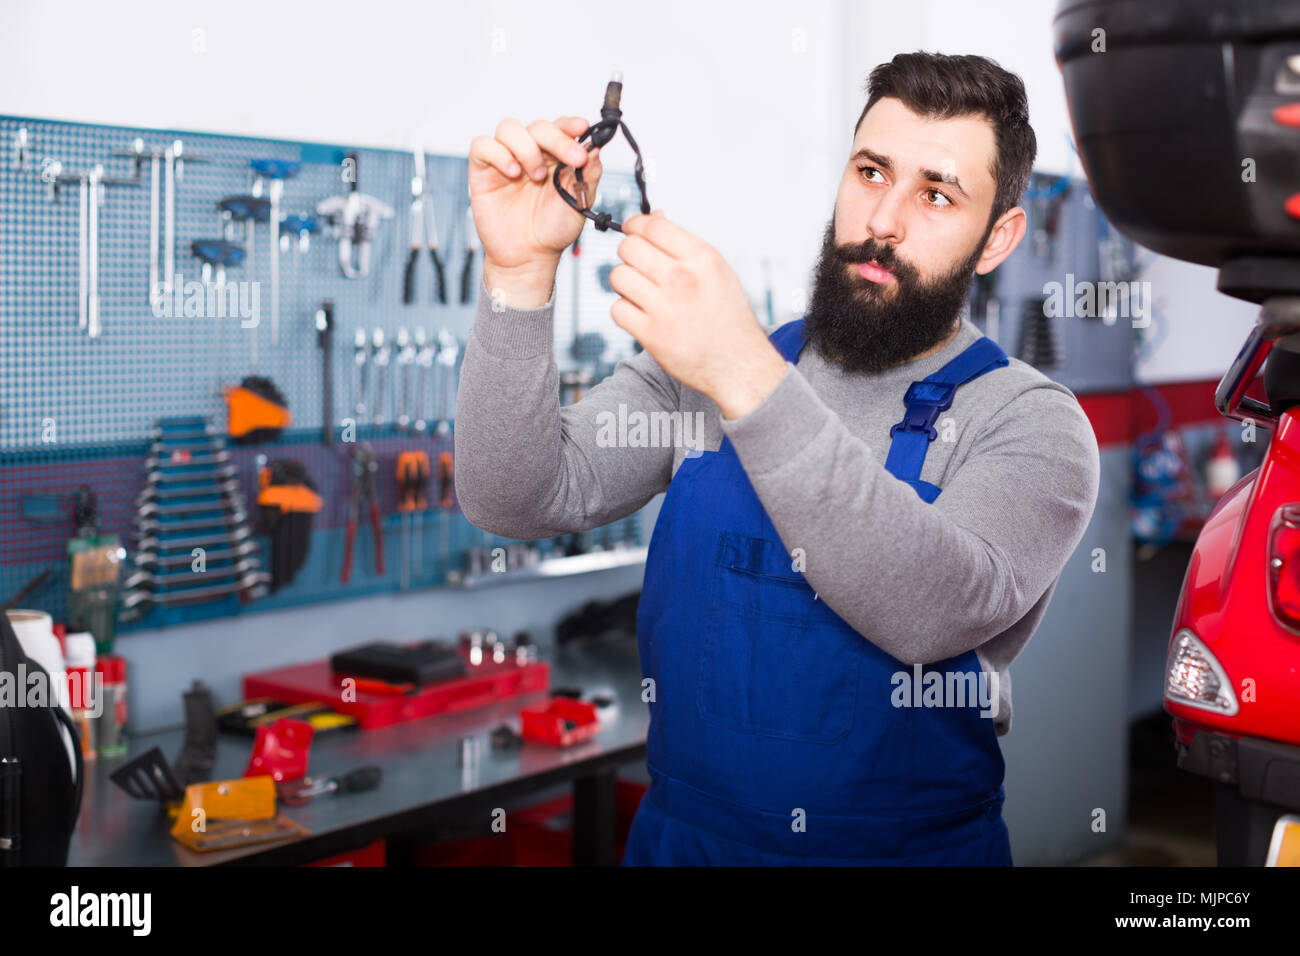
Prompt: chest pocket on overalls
<box><xmin>698</xmin><ymin>531</ymin><xmax>860</xmax><ymax>744</ymax></box>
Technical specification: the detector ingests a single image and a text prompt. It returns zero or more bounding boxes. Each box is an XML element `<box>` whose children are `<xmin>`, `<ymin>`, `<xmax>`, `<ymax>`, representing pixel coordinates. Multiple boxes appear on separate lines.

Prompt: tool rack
<box><xmin>0</xmin><ymin>115</ymin><xmax>646</xmax><ymax>630</ymax></box>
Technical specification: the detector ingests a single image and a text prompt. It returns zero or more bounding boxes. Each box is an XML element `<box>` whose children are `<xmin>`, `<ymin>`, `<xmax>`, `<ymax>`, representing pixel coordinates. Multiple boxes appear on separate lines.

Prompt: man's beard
<box><xmin>804</xmin><ymin>216</ymin><xmax>989</xmax><ymax>373</ymax></box>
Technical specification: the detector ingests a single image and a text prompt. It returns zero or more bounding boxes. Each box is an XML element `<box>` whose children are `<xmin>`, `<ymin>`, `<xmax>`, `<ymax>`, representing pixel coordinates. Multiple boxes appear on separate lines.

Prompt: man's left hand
<box><xmin>609</xmin><ymin>212</ymin><xmax>789</xmax><ymax>419</ymax></box>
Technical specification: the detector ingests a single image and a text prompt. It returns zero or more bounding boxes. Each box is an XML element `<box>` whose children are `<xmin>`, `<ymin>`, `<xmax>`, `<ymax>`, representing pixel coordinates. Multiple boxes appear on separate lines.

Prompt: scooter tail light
<box><xmin>1268</xmin><ymin>504</ymin><xmax>1300</xmax><ymax>632</ymax></box>
<box><xmin>1164</xmin><ymin>629</ymin><xmax>1239</xmax><ymax>716</ymax></box>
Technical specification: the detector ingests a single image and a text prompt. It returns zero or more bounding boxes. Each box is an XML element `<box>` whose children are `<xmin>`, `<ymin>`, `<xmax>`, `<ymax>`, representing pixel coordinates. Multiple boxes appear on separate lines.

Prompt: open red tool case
<box><xmin>519</xmin><ymin>697</ymin><xmax>599</xmax><ymax>747</ymax></box>
<box><xmin>243</xmin><ymin>645</ymin><xmax>549</xmax><ymax>730</ymax></box>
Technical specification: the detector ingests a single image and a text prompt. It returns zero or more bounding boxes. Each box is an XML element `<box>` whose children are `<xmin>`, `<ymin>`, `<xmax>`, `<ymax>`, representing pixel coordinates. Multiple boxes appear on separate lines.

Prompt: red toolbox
<box><xmin>243</xmin><ymin>647</ymin><xmax>549</xmax><ymax>730</ymax></box>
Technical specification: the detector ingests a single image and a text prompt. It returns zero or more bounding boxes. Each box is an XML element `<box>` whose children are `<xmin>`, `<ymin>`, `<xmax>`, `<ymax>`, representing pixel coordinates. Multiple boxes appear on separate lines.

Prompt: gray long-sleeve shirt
<box><xmin>455</xmin><ymin>277</ymin><xmax>1101</xmax><ymax>735</ymax></box>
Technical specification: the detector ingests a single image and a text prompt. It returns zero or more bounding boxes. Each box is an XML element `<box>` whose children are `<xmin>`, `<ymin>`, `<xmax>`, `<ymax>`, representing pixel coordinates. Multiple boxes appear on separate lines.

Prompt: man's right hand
<box><xmin>468</xmin><ymin>116</ymin><xmax>603</xmax><ymax>308</ymax></box>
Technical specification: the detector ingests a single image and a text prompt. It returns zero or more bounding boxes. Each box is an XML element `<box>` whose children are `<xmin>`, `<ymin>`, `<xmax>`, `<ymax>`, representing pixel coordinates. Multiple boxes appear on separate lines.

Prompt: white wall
<box><xmin>0</xmin><ymin>0</ymin><xmax>848</xmax><ymax>332</ymax></box>
<box><xmin>0</xmin><ymin>0</ymin><xmax>1254</xmax><ymax>375</ymax></box>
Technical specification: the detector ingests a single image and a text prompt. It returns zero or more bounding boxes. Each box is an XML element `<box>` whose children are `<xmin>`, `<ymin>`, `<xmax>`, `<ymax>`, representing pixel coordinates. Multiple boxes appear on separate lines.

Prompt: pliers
<box><xmin>403</xmin><ymin>150</ymin><xmax>447</xmax><ymax>305</ymax></box>
<box><xmin>341</xmin><ymin>442</ymin><xmax>384</xmax><ymax>582</ymax></box>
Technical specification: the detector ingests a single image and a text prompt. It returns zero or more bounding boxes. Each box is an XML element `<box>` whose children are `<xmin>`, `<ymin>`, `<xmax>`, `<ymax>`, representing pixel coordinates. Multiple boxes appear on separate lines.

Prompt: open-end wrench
<box><xmin>413</xmin><ymin>327</ymin><xmax>434</xmax><ymax>433</ymax></box>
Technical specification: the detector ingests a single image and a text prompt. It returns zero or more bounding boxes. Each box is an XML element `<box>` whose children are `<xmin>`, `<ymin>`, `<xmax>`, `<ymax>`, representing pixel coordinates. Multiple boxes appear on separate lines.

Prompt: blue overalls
<box><xmin>622</xmin><ymin>318</ymin><xmax>1014</xmax><ymax>866</ymax></box>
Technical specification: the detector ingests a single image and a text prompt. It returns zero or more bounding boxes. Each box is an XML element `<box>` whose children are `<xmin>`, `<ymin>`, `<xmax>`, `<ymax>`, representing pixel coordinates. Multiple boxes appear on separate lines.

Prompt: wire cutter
<box><xmin>403</xmin><ymin>150</ymin><xmax>447</xmax><ymax>305</ymax></box>
<box><xmin>341</xmin><ymin>442</ymin><xmax>384</xmax><ymax>583</ymax></box>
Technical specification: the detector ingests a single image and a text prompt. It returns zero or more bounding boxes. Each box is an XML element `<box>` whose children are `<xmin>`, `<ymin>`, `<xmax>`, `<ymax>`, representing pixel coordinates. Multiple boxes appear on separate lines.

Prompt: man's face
<box><xmin>805</xmin><ymin>97</ymin><xmax>1006</xmax><ymax>373</ymax></box>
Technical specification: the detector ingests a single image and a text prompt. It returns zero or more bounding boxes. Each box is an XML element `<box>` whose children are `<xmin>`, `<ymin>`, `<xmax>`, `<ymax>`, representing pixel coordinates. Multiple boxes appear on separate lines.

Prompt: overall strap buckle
<box><xmin>890</xmin><ymin>381</ymin><xmax>957</xmax><ymax>442</ymax></box>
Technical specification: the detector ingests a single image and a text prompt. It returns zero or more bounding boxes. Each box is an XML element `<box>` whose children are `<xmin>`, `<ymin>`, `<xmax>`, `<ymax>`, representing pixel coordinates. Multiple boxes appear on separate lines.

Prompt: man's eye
<box><xmin>857</xmin><ymin>165</ymin><xmax>884</xmax><ymax>184</ymax></box>
<box><xmin>923</xmin><ymin>189</ymin><xmax>953</xmax><ymax>208</ymax></box>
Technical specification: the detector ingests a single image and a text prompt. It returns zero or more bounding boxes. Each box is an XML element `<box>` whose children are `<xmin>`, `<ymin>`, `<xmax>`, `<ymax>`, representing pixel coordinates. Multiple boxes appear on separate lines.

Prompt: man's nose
<box><xmin>864</xmin><ymin>187</ymin><xmax>906</xmax><ymax>247</ymax></box>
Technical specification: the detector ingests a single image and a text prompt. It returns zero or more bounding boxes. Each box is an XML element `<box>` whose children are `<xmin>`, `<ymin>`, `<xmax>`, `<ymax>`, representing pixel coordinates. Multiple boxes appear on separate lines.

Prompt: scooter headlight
<box><xmin>1165</xmin><ymin>628</ymin><xmax>1239</xmax><ymax>716</ymax></box>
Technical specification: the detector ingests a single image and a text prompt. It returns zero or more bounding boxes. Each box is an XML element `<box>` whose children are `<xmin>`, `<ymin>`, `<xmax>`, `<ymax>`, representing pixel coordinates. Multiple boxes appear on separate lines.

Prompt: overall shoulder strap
<box><xmin>884</xmin><ymin>334</ymin><xmax>1010</xmax><ymax>500</ymax></box>
<box><xmin>766</xmin><ymin>319</ymin><xmax>807</xmax><ymax>364</ymax></box>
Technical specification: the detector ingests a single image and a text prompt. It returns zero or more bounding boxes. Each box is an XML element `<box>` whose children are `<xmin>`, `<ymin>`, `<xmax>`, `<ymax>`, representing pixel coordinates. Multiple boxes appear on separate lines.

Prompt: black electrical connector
<box><xmin>552</xmin><ymin>71</ymin><xmax>651</xmax><ymax>234</ymax></box>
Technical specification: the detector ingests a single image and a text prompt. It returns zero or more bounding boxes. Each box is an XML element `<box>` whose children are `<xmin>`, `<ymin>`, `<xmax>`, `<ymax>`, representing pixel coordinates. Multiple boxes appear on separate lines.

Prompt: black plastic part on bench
<box><xmin>330</xmin><ymin>640</ymin><xmax>467</xmax><ymax>687</ymax></box>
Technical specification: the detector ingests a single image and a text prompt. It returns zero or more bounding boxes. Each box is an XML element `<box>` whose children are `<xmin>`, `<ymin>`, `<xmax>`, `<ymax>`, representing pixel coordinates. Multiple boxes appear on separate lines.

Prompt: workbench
<box><xmin>68</xmin><ymin>639</ymin><xmax>648</xmax><ymax>866</ymax></box>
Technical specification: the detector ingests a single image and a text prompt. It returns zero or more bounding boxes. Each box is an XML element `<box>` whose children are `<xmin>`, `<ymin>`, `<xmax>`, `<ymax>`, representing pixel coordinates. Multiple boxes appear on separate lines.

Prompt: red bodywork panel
<box><xmin>1166</xmin><ymin>410</ymin><xmax>1300</xmax><ymax>746</ymax></box>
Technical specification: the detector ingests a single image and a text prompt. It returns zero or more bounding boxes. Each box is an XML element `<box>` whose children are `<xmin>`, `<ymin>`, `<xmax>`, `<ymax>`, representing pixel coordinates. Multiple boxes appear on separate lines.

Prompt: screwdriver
<box><xmin>277</xmin><ymin>765</ymin><xmax>383</xmax><ymax>807</ymax></box>
<box><xmin>438</xmin><ymin>451</ymin><xmax>454</xmax><ymax>580</ymax></box>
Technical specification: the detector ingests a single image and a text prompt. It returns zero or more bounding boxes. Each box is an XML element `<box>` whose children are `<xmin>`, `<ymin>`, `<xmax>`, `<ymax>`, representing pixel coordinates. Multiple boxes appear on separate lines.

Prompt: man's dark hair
<box><xmin>855</xmin><ymin>52</ymin><xmax>1037</xmax><ymax>227</ymax></box>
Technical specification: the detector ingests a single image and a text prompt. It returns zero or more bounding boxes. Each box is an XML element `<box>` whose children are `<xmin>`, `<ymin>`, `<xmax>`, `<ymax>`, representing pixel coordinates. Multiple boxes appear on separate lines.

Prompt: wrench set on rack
<box><xmin>120</xmin><ymin>418</ymin><xmax>271</xmax><ymax>622</ymax></box>
<box><xmin>351</xmin><ymin>325</ymin><xmax>461</xmax><ymax>433</ymax></box>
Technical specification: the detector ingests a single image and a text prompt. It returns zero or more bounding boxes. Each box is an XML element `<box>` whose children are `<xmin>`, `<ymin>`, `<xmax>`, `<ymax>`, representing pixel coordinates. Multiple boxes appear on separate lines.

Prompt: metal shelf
<box><xmin>446</xmin><ymin>546</ymin><xmax>647</xmax><ymax>590</ymax></box>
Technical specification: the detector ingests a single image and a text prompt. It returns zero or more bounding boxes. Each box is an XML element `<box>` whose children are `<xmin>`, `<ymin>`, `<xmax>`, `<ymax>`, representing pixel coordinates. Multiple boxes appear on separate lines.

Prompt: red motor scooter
<box><xmin>1055</xmin><ymin>0</ymin><xmax>1300</xmax><ymax>865</ymax></box>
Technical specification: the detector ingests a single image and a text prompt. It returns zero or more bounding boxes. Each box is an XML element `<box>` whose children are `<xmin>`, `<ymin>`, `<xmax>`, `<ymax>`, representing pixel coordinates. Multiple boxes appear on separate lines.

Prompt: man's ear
<box><xmin>974</xmin><ymin>206</ymin><xmax>1027</xmax><ymax>275</ymax></box>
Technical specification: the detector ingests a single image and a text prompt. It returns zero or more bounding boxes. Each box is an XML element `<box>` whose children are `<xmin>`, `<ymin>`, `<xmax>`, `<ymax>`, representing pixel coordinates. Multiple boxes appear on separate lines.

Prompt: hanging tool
<box><xmin>397</xmin><ymin>451</ymin><xmax>430</xmax><ymax>589</ymax></box>
<box><xmin>4</xmin><ymin>569</ymin><xmax>53</xmax><ymax>610</ymax></box>
<box><xmin>435</xmin><ymin>329</ymin><xmax>458</xmax><ymax>436</ymax></box>
<box><xmin>163</xmin><ymin>141</ymin><xmax>194</xmax><ymax>298</ymax></box>
<box><xmin>316</xmin><ymin>152</ymin><xmax>394</xmax><ymax>279</ymax></box>
<box><xmin>46</xmin><ymin>160</ymin><xmax>129</xmax><ymax>332</ymax></box>
<box><xmin>116</xmin><ymin>139</ymin><xmax>162</xmax><ymax>305</ymax></box>
<box><xmin>250</xmin><ymin>159</ymin><xmax>300</xmax><ymax>346</ymax></box>
<box><xmin>341</xmin><ymin>442</ymin><xmax>384</xmax><ymax>583</ymax></box>
<box><xmin>190</xmin><ymin>240</ymin><xmax>245</xmax><ymax>287</ymax></box>
<box><xmin>413</xmin><ymin>328</ymin><xmax>434</xmax><ymax>433</ymax></box>
<box><xmin>282</xmin><ymin>213</ymin><xmax>318</xmax><ymax>320</ymax></box>
<box><xmin>1026</xmin><ymin>173</ymin><xmax>1069</xmax><ymax>259</ymax></box>
<box><xmin>437</xmin><ymin>451</ymin><xmax>454</xmax><ymax>578</ymax></box>
<box><xmin>402</xmin><ymin>150</ymin><xmax>446</xmax><ymax>304</ymax></box>
<box><xmin>86</xmin><ymin>165</ymin><xmax>102</xmax><ymax>338</ymax></box>
<box><xmin>315</xmin><ymin>301</ymin><xmax>334</xmax><ymax>445</ymax></box>
<box><xmin>77</xmin><ymin>173</ymin><xmax>88</xmax><ymax>333</ymax></box>
<box><xmin>191</xmin><ymin>240</ymin><xmax>246</xmax><ymax>397</ymax></box>
<box><xmin>460</xmin><ymin>196</ymin><xmax>480</xmax><ymax>304</ymax></box>
<box><xmin>352</xmin><ymin>328</ymin><xmax>370</xmax><ymax>421</ymax></box>
<box><xmin>164</xmin><ymin>143</ymin><xmax>178</xmax><ymax>297</ymax></box>
<box><xmin>218</xmin><ymin>195</ymin><xmax>271</xmax><ymax>365</ymax></box>
<box><xmin>395</xmin><ymin>327</ymin><xmax>415</xmax><ymax>430</ymax></box>
<box><xmin>371</xmin><ymin>327</ymin><xmax>391</xmax><ymax>426</ymax></box>
<box><xmin>11</xmin><ymin>126</ymin><xmax>28</xmax><ymax>170</ymax></box>
<box><xmin>256</xmin><ymin>459</ymin><xmax>322</xmax><ymax>591</ymax></box>
<box><xmin>113</xmin><ymin>138</ymin><xmax>209</xmax><ymax>304</ymax></box>
<box><xmin>224</xmin><ymin>376</ymin><xmax>290</xmax><ymax>444</ymax></box>
<box><xmin>275</xmin><ymin>765</ymin><xmax>383</xmax><ymax>807</ymax></box>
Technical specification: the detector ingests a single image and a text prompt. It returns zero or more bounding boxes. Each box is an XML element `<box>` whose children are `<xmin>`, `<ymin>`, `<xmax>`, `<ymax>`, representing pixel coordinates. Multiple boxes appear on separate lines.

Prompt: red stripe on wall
<box><xmin>1078</xmin><ymin>376</ymin><xmax>1267</xmax><ymax>448</ymax></box>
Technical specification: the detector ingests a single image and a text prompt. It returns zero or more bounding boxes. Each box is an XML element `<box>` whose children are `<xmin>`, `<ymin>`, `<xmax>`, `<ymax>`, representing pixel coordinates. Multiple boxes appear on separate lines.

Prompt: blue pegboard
<box><xmin>0</xmin><ymin>114</ymin><xmax>645</xmax><ymax>631</ymax></box>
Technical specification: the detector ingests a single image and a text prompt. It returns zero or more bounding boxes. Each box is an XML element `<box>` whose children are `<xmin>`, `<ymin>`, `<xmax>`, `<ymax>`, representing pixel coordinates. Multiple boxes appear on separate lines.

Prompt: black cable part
<box><xmin>552</xmin><ymin>77</ymin><xmax>651</xmax><ymax>234</ymax></box>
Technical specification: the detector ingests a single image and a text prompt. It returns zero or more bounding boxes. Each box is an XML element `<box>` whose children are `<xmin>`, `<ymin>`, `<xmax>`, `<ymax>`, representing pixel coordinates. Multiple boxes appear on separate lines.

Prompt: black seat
<box><xmin>1265</xmin><ymin>346</ymin><xmax>1300</xmax><ymax>416</ymax></box>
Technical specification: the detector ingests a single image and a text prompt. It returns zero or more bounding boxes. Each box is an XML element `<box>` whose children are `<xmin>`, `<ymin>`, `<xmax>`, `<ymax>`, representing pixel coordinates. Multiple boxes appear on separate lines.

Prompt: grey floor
<box><xmin>1078</xmin><ymin>713</ymin><xmax>1217</xmax><ymax>866</ymax></box>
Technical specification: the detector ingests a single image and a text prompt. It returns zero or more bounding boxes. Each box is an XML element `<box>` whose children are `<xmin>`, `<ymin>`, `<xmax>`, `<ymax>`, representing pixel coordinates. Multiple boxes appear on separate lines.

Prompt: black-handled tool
<box><xmin>316</xmin><ymin>301</ymin><xmax>334</xmax><ymax>445</ymax></box>
<box><xmin>460</xmin><ymin>200</ymin><xmax>480</xmax><ymax>305</ymax></box>
<box><xmin>276</xmin><ymin>765</ymin><xmax>383</xmax><ymax>806</ymax></box>
<box><xmin>404</xmin><ymin>150</ymin><xmax>447</xmax><ymax>305</ymax></box>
